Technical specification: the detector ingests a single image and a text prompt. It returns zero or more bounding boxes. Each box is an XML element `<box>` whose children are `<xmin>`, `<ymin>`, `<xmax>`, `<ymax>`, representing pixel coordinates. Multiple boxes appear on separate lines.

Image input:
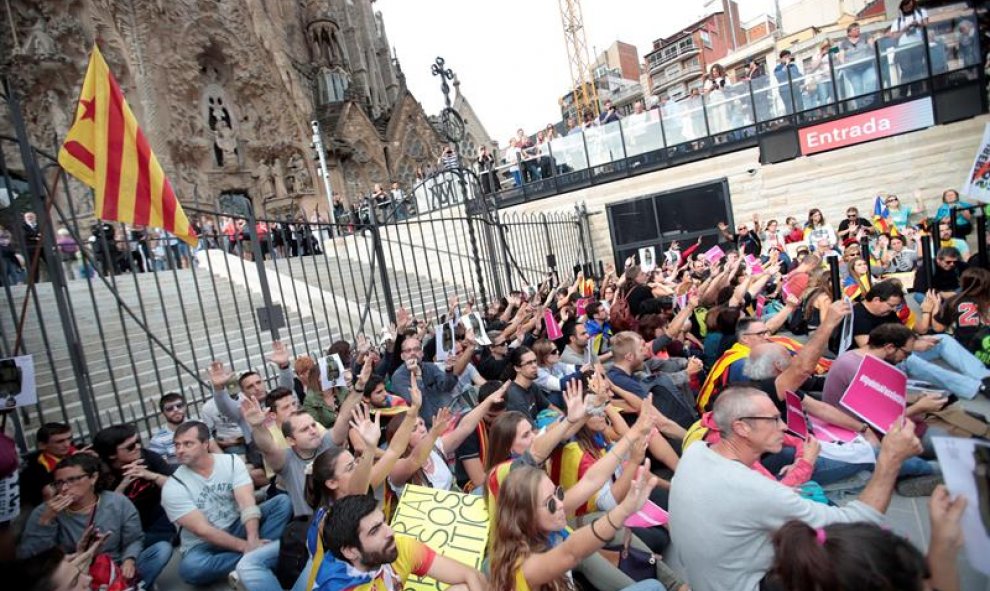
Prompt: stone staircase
<box><xmin>2</xmin><ymin>263</ymin><xmax>339</xmax><ymax>439</ymax></box>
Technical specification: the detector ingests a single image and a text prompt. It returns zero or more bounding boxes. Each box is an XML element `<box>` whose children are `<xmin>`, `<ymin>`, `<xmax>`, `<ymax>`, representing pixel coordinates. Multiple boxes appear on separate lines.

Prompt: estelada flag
<box><xmin>58</xmin><ymin>45</ymin><xmax>196</xmax><ymax>246</ymax></box>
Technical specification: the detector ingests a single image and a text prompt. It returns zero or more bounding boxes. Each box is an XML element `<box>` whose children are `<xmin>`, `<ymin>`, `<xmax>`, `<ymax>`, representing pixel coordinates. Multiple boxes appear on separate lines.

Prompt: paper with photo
<box><xmin>435</xmin><ymin>322</ymin><xmax>456</xmax><ymax>362</ymax></box>
<box><xmin>461</xmin><ymin>312</ymin><xmax>491</xmax><ymax>345</ymax></box>
<box><xmin>319</xmin><ymin>353</ymin><xmax>346</xmax><ymax>389</ymax></box>
<box><xmin>837</xmin><ymin>296</ymin><xmax>854</xmax><ymax>355</ymax></box>
<box><xmin>639</xmin><ymin>246</ymin><xmax>656</xmax><ymax>273</ymax></box>
<box><xmin>0</xmin><ymin>355</ymin><xmax>36</xmax><ymax>409</ymax></box>
<box><xmin>931</xmin><ymin>436</ymin><xmax>990</xmax><ymax>575</ymax></box>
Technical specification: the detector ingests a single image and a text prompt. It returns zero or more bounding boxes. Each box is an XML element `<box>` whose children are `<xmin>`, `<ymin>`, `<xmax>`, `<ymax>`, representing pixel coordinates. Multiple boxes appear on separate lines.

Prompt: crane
<box><xmin>558</xmin><ymin>0</ymin><xmax>600</xmax><ymax>122</ymax></box>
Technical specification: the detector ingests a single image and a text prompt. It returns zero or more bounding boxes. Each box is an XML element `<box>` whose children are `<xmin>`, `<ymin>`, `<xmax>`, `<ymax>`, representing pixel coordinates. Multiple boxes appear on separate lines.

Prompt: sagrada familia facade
<box><xmin>1</xmin><ymin>0</ymin><xmax>447</xmax><ymax>219</ymax></box>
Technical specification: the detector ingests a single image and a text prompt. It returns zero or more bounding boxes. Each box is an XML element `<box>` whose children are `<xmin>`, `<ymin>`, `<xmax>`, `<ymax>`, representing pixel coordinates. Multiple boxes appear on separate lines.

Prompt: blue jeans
<box><xmin>623</xmin><ymin>581</ymin><xmax>666</xmax><ymax>591</ymax></box>
<box><xmin>178</xmin><ymin>495</ymin><xmax>292</xmax><ymax>587</ymax></box>
<box><xmin>902</xmin><ymin>334</ymin><xmax>990</xmax><ymax>398</ymax></box>
<box><xmin>137</xmin><ymin>540</ymin><xmax>173</xmax><ymax>588</ymax></box>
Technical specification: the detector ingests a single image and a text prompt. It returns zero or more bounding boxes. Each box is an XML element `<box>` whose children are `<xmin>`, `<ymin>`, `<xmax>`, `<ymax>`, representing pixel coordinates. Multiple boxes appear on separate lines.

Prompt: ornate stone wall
<box><xmin>0</xmin><ymin>0</ymin><xmax>442</xmax><ymax>218</ymax></box>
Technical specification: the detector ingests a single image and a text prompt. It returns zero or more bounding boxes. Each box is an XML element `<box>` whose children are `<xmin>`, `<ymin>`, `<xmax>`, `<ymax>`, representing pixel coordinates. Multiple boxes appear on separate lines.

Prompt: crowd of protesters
<box><xmin>1</xmin><ymin>175</ymin><xmax>988</xmax><ymax>591</ymax></box>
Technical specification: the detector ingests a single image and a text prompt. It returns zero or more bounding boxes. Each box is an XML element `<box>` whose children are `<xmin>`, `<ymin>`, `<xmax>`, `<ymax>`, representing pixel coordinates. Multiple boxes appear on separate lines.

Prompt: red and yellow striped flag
<box><xmin>58</xmin><ymin>45</ymin><xmax>196</xmax><ymax>246</ymax></box>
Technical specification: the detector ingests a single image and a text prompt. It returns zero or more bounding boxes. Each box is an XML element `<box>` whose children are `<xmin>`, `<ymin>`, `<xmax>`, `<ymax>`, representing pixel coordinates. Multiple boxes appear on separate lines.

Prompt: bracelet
<box><xmin>590</xmin><ymin>519</ymin><xmax>610</xmax><ymax>543</ymax></box>
<box><xmin>240</xmin><ymin>506</ymin><xmax>261</xmax><ymax>523</ymax></box>
<box><xmin>605</xmin><ymin>511</ymin><xmax>621</xmax><ymax>530</ymax></box>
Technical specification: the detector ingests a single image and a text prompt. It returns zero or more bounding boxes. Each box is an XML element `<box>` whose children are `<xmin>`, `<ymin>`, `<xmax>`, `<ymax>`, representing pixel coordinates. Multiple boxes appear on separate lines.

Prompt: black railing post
<box><xmin>4</xmin><ymin>77</ymin><xmax>100</xmax><ymax>436</ymax></box>
<box><xmin>828</xmin><ymin>255</ymin><xmax>842</xmax><ymax>301</ymax></box>
<box><xmin>826</xmin><ymin>50</ymin><xmax>840</xmax><ymax>112</ymax></box>
<box><xmin>368</xmin><ymin>211</ymin><xmax>397</xmax><ymax>324</ymax></box>
<box><xmin>244</xmin><ymin>199</ymin><xmax>280</xmax><ymax>340</ymax></box>
<box><xmin>920</xmin><ymin>233</ymin><xmax>935</xmax><ymax>287</ymax></box>
<box><xmin>859</xmin><ymin>235</ymin><xmax>872</xmax><ymax>289</ymax></box>
<box><xmin>977</xmin><ymin>206</ymin><xmax>988</xmax><ymax>269</ymax></box>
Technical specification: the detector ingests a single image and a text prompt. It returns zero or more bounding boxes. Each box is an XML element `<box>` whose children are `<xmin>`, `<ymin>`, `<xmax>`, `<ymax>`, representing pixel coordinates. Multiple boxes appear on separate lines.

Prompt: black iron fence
<box><xmin>0</xmin><ymin>87</ymin><xmax>591</xmax><ymax>451</ymax></box>
<box><xmin>483</xmin><ymin>5</ymin><xmax>987</xmax><ymax>208</ymax></box>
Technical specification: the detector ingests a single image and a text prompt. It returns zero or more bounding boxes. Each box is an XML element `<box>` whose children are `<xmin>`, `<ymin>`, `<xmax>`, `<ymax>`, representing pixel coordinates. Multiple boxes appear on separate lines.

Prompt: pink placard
<box><xmin>808</xmin><ymin>416</ymin><xmax>859</xmax><ymax>444</ymax></box>
<box><xmin>785</xmin><ymin>391</ymin><xmax>808</xmax><ymax>439</ymax></box>
<box><xmin>755</xmin><ymin>294</ymin><xmax>766</xmax><ymax>319</ymax></box>
<box><xmin>838</xmin><ymin>355</ymin><xmax>907</xmax><ymax>433</ymax></box>
<box><xmin>624</xmin><ymin>500</ymin><xmax>669</xmax><ymax>528</ymax></box>
<box><xmin>744</xmin><ymin>254</ymin><xmax>765</xmax><ymax>275</ymax></box>
<box><xmin>576</xmin><ymin>298</ymin><xmax>589</xmax><ymax>317</ymax></box>
<box><xmin>704</xmin><ymin>245</ymin><xmax>725</xmax><ymax>265</ymax></box>
<box><xmin>544</xmin><ymin>309</ymin><xmax>563</xmax><ymax>340</ymax></box>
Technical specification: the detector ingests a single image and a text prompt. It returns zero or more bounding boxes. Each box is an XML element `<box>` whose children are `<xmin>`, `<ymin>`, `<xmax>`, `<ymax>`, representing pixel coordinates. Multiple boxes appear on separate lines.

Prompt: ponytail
<box><xmin>772</xmin><ymin>520</ymin><xmax>837</xmax><ymax>591</ymax></box>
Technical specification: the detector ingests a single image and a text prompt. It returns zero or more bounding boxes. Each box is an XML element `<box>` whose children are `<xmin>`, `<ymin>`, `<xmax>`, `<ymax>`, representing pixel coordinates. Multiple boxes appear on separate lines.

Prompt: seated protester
<box><xmin>585</xmin><ymin>301</ymin><xmax>613</xmax><ymax>355</ymax></box>
<box><xmin>317</xmin><ymin>494</ymin><xmax>487</xmax><ymax>591</ymax></box>
<box><xmin>292</xmin><ymin>356</ymin><xmax>316</xmax><ymax>404</ymax></box>
<box><xmin>390</xmin><ymin>335</ymin><xmax>471</xmax><ymax>426</ymax></box>
<box><xmin>455</xmin><ymin>381</ymin><xmax>508</xmax><ymax>492</ymax></box>
<box><xmin>504</xmin><ymin>346</ymin><xmax>553</xmax><ymax>419</ymax></box>
<box><xmin>161</xmin><ymin>421</ymin><xmax>292</xmax><ymax>588</ymax></box>
<box><xmin>201</xmin><ymin>392</ymin><xmax>248</xmax><ymax>454</ymax></box>
<box><xmin>822</xmin><ymin>322</ymin><xmax>989</xmax><ymax>441</ymax></box>
<box><xmin>361</xmin><ymin>375</ymin><xmax>409</xmax><ymax>414</ymax></box>
<box><xmin>387</xmin><ymin>382</ymin><xmax>507</xmax><ymax>495</ymax></box>
<box><xmin>148</xmin><ymin>392</ymin><xmax>214</xmax><ymax>465</ymax></box>
<box><xmin>18</xmin><ymin>454</ymin><xmax>171</xmax><ymax>590</ymax></box>
<box><xmin>797</xmin><ymin>269</ymin><xmax>834</xmax><ymax>333</ymax></box>
<box><xmin>779</xmin><ymin>253</ymin><xmax>822</xmax><ymax>301</ymax></box>
<box><xmin>92</xmin><ymin>424</ymin><xmax>177</xmax><ymax>546</ymax></box>
<box><xmin>669</xmin><ymin>387</ymin><xmax>927</xmax><ymax>591</ymax></box>
<box><xmin>934</xmin><ymin>267</ymin><xmax>990</xmax><ymax>364</ymax></box>
<box><xmin>448</xmin><ymin>327</ymin><xmax>487</xmax><ymax>393</ymax></box>
<box><xmin>880</xmin><ymin>233</ymin><xmax>919</xmax><ymax>273</ymax></box>
<box><xmin>244</xmin><ymin>387</ymin><xmax>358</xmax><ymax>517</ymax></box>
<box><xmin>936</xmin><ymin>219</ymin><xmax>971</xmax><ymax>259</ymax></box>
<box><xmin>852</xmin><ymin>279</ymin><xmax>990</xmax><ymax>399</ymax></box>
<box><xmin>917</xmin><ymin>246</ymin><xmax>967</xmax><ymax>298</ymax></box>
<box><xmin>621</xmin><ymin>264</ymin><xmax>657</xmax><ymax>318</ymax></box>
<box><xmin>533</xmin><ymin>338</ymin><xmax>584</xmax><ymax>395</ymax></box>
<box><xmin>20</xmin><ymin>422</ymin><xmax>74</xmax><ymax>509</ymax></box>
<box><xmin>8</xmin><ymin>546</ymin><xmax>95</xmax><ymax>591</ymax></box>
<box><xmin>300</xmin><ymin>362</ymin><xmax>341</xmax><ymax>429</ymax></box>
<box><xmin>769</xmin><ymin>486</ymin><xmax>965</xmax><ymax>591</ymax></box>
<box><xmin>702</xmin><ymin>305</ymin><xmax>741</xmax><ymax>367</ymax></box>
<box><xmin>477</xmin><ymin>330</ymin><xmax>512</xmax><ymax>381</ymax></box>
<box><xmin>842</xmin><ymin>257</ymin><xmax>879</xmax><ymax>301</ymax></box>
<box><xmin>489</xmin><ymin>463</ymin><xmax>666</xmax><ymax>591</ymax></box>
<box><xmin>559</xmin><ymin>319</ymin><xmax>597</xmax><ymax>366</ymax></box>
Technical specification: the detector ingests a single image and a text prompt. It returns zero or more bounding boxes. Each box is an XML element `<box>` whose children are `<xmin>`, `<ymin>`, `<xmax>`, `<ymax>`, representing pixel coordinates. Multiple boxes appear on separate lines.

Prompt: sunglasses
<box><xmin>163</xmin><ymin>402</ymin><xmax>185</xmax><ymax>412</ymax></box>
<box><xmin>121</xmin><ymin>439</ymin><xmax>141</xmax><ymax>452</ymax></box>
<box><xmin>545</xmin><ymin>485</ymin><xmax>566</xmax><ymax>514</ymax></box>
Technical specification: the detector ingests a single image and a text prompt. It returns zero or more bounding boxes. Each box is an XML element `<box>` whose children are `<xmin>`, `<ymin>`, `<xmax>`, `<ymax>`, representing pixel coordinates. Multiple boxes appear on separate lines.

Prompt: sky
<box><xmin>376</xmin><ymin>0</ymin><xmax>774</xmax><ymax>143</ymax></box>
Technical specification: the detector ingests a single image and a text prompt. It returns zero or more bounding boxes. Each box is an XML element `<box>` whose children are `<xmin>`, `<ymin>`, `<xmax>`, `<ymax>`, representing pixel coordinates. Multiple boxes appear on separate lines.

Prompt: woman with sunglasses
<box><xmin>92</xmin><ymin>424</ymin><xmax>176</xmax><ymax>548</ymax></box>
<box><xmin>881</xmin><ymin>193</ymin><xmax>920</xmax><ymax>230</ymax></box>
<box><xmin>17</xmin><ymin>454</ymin><xmax>170</xmax><ymax>589</ymax></box>
<box><xmin>489</xmin><ymin>460</ymin><xmax>665</xmax><ymax>591</ymax></box>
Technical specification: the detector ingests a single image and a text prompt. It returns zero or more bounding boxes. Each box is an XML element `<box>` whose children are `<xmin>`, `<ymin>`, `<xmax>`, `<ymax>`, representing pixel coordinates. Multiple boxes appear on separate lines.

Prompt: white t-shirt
<box><xmin>162</xmin><ymin>453</ymin><xmax>253</xmax><ymax>552</ymax></box>
<box><xmin>890</xmin><ymin>8</ymin><xmax>928</xmax><ymax>46</ymax></box>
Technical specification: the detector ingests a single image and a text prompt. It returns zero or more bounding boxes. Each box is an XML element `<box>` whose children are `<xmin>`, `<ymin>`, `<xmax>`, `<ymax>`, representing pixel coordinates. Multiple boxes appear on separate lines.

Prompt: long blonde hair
<box><xmin>490</xmin><ymin>466</ymin><xmax>575</xmax><ymax>591</ymax></box>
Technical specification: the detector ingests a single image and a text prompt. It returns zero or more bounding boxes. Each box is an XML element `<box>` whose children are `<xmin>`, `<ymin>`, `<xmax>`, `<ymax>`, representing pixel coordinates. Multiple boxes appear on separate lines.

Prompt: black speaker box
<box><xmin>758</xmin><ymin>128</ymin><xmax>801</xmax><ymax>164</ymax></box>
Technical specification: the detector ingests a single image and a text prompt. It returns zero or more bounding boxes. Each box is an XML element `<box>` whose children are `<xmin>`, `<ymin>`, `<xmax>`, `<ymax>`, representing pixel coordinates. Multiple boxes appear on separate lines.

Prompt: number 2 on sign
<box><xmin>958</xmin><ymin>302</ymin><xmax>980</xmax><ymax>327</ymax></box>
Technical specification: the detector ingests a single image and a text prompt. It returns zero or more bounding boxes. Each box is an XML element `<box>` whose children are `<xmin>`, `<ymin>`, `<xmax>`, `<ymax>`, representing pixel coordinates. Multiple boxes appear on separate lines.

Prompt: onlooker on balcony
<box><xmin>598</xmin><ymin>99</ymin><xmax>621</xmax><ymax>125</ymax></box>
<box><xmin>837</xmin><ymin>22</ymin><xmax>878</xmax><ymax>108</ymax></box>
<box><xmin>773</xmin><ymin>50</ymin><xmax>804</xmax><ymax>116</ymax></box>
<box><xmin>805</xmin><ymin>40</ymin><xmax>836</xmax><ymax>111</ymax></box>
<box><xmin>887</xmin><ymin>0</ymin><xmax>929</xmax><ymax>95</ymax></box>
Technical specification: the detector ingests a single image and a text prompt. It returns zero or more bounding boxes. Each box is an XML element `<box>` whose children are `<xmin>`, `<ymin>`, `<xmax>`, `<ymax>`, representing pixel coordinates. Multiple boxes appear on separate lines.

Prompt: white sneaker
<box><xmin>228</xmin><ymin>570</ymin><xmax>246</xmax><ymax>591</ymax></box>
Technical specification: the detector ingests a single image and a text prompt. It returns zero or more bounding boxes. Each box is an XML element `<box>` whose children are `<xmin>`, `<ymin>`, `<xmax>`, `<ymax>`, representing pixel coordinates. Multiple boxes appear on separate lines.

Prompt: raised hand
<box><xmin>686</xmin><ymin>357</ymin><xmax>704</xmax><ymax>376</ymax></box>
<box><xmin>563</xmin><ymin>379</ymin><xmax>587</xmax><ymax>424</ymax></box>
<box><xmin>408</xmin><ymin>378</ymin><xmax>423</xmax><ymax>409</ymax></box>
<box><xmin>396</xmin><ymin>307</ymin><xmax>412</xmax><ymax>333</ymax></box>
<box><xmin>350</xmin><ymin>403</ymin><xmax>382</xmax><ymax>449</ymax></box>
<box><xmin>240</xmin><ymin>395</ymin><xmax>267</xmax><ymax>428</ymax></box>
<box><xmin>630</xmin><ymin>395</ymin><xmax>656</xmax><ymax>438</ymax></box>
<box><xmin>484</xmin><ymin>382</ymin><xmax>509</xmax><ymax>408</ymax></box>
<box><xmin>431</xmin><ymin>407</ymin><xmax>454</xmax><ymax>436</ymax></box>
<box><xmin>619</xmin><ymin>459</ymin><xmax>659</xmax><ymax>515</ymax></box>
<box><xmin>266</xmin><ymin>340</ymin><xmax>290</xmax><ymax>368</ymax></box>
<box><xmin>928</xmin><ymin>484</ymin><xmax>967</xmax><ymax>554</ymax></box>
<box><xmin>208</xmin><ymin>360</ymin><xmax>234</xmax><ymax>390</ymax></box>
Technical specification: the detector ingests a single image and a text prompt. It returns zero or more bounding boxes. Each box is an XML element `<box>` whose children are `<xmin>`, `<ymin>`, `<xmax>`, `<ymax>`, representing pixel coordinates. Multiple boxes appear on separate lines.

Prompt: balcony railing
<box><xmin>477</xmin><ymin>8</ymin><xmax>986</xmax><ymax>211</ymax></box>
<box><xmin>647</xmin><ymin>38</ymin><xmax>701</xmax><ymax>72</ymax></box>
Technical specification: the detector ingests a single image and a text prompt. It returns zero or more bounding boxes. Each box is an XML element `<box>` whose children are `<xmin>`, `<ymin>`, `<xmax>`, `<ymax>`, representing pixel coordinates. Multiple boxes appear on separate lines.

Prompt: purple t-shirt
<box><xmin>820</xmin><ymin>350</ymin><xmax>866</xmax><ymax>414</ymax></box>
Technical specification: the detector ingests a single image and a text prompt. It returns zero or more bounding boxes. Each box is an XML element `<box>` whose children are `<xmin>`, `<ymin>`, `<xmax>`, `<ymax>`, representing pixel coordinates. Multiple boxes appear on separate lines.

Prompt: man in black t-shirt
<box><xmin>504</xmin><ymin>346</ymin><xmax>551</xmax><ymax>419</ymax></box>
<box><xmin>454</xmin><ymin>381</ymin><xmax>507</xmax><ymax>491</ymax></box>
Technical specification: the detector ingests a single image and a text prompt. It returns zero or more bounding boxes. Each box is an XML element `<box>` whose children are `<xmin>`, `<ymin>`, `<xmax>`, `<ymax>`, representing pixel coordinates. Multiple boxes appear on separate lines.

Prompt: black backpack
<box><xmin>275</xmin><ymin>514</ymin><xmax>313</xmax><ymax>588</ymax></box>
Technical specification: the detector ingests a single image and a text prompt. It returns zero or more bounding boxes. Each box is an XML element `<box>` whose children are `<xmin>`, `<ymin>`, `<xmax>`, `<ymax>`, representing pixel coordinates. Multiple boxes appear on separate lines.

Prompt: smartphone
<box><xmin>944</xmin><ymin>393</ymin><xmax>959</xmax><ymax>406</ymax></box>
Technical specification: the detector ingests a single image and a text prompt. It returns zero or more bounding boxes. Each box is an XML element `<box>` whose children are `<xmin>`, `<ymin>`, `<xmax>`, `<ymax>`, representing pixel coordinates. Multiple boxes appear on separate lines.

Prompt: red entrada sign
<box><xmin>799</xmin><ymin>98</ymin><xmax>934</xmax><ymax>156</ymax></box>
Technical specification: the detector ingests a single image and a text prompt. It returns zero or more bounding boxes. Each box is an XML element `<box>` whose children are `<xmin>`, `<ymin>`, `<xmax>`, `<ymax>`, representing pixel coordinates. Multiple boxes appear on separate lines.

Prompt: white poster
<box><xmin>962</xmin><ymin>123</ymin><xmax>990</xmax><ymax>203</ymax></box>
<box><xmin>461</xmin><ymin>312</ymin><xmax>490</xmax><ymax>345</ymax></box>
<box><xmin>0</xmin><ymin>355</ymin><xmax>36</xmax><ymax>409</ymax></box>
<box><xmin>638</xmin><ymin>246</ymin><xmax>656</xmax><ymax>273</ymax></box>
<box><xmin>318</xmin><ymin>353</ymin><xmax>346</xmax><ymax>390</ymax></box>
<box><xmin>434</xmin><ymin>322</ymin><xmax>456</xmax><ymax>362</ymax></box>
<box><xmin>932</xmin><ymin>437</ymin><xmax>990</xmax><ymax>575</ymax></box>
<box><xmin>836</xmin><ymin>297</ymin><xmax>854</xmax><ymax>356</ymax></box>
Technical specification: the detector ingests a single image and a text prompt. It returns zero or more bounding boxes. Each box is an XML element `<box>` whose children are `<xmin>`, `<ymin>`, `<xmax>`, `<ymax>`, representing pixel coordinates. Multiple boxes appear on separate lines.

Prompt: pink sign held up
<box><xmin>704</xmin><ymin>245</ymin><xmax>725</xmax><ymax>265</ymax></box>
<box><xmin>624</xmin><ymin>500</ymin><xmax>669</xmax><ymax>528</ymax></box>
<box><xmin>839</xmin><ymin>354</ymin><xmax>907</xmax><ymax>433</ymax></box>
<box><xmin>808</xmin><ymin>416</ymin><xmax>859</xmax><ymax>444</ymax></box>
<box><xmin>784</xmin><ymin>391</ymin><xmax>808</xmax><ymax>439</ymax></box>
<box><xmin>544</xmin><ymin>309</ymin><xmax>563</xmax><ymax>340</ymax></box>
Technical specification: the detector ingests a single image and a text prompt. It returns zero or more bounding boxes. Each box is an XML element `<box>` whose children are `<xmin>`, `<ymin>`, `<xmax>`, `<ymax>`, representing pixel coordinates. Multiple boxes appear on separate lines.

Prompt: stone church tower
<box><xmin>0</xmin><ymin>0</ymin><xmax>442</xmax><ymax>218</ymax></box>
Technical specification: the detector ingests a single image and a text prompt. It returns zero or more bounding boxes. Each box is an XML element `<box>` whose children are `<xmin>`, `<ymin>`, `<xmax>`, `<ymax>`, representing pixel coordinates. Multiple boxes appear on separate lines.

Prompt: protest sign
<box><xmin>624</xmin><ymin>500</ymin><xmax>669</xmax><ymax>528</ymax></box>
<box><xmin>391</xmin><ymin>485</ymin><xmax>491</xmax><ymax>590</ymax></box>
<box><xmin>808</xmin><ymin>416</ymin><xmax>859</xmax><ymax>444</ymax></box>
<box><xmin>545</xmin><ymin>309</ymin><xmax>563</xmax><ymax>340</ymax></box>
<box><xmin>931</xmin><ymin>437</ymin><xmax>990</xmax><ymax>575</ymax></box>
<box><xmin>318</xmin><ymin>353</ymin><xmax>345</xmax><ymax>390</ymax></box>
<box><xmin>755</xmin><ymin>294</ymin><xmax>766</xmax><ymax>319</ymax></box>
<box><xmin>704</xmin><ymin>245</ymin><xmax>725</xmax><ymax>265</ymax></box>
<box><xmin>784</xmin><ymin>391</ymin><xmax>808</xmax><ymax>439</ymax></box>
<box><xmin>837</xmin><ymin>296</ymin><xmax>854</xmax><ymax>355</ymax></box>
<box><xmin>744</xmin><ymin>254</ymin><xmax>764</xmax><ymax>275</ymax></box>
<box><xmin>461</xmin><ymin>312</ymin><xmax>490</xmax><ymax>345</ymax></box>
<box><xmin>0</xmin><ymin>355</ymin><xmax>36</xmax><ymax>410</ymax></box>
<box><xmin>962</xmin><ymin>123</ymin><xmax>990</xmax><ymax>203</ymax></box>
<box><xmin>435</xmin><ymin>322</ymin><xmax>456</xmax><ymax>362</ymax></box>
<box><xmin>839</xmin><ymin>354</ymin><xmax>907</xmax><ymax>433</ymax></box>
<box><xmin>576</xmin><ymin>298</ymin><xmax>589</xmax><ymax>317</ymax></box>
<box><xmin>638</xmin><ymin>246</ymin><xmax>656</xmax><ymax>272</ymax></box>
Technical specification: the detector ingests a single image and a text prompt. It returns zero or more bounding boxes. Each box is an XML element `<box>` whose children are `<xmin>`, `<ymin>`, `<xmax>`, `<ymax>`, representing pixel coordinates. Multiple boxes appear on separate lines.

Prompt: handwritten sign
<box><xmin>545</xmin><ymin>309</ymin><xmax>563</xmax><ymax>340</ymax></box>
<box><xmin>391</xmin><ymin>485</ymin><xmax>491</xmax><ymax>590</ymax></box>
<box><xmin>839</xmin><ymin>354</ymin><xmax>907</xmax><ymax>433</ymax></box>
<box><xmin>784</xmin><ymin>391</ymin><xmax>808</xmax><ymax>439</ymax></box>
<box><xmin>624</xmin><ymin>500</ymin><xmax>669</xmax><ymax>527</ymax></box>
<box><xmin>704</xmin><ymin>245</ymin><xmax>725</xmax><ymax>265</ymax></box>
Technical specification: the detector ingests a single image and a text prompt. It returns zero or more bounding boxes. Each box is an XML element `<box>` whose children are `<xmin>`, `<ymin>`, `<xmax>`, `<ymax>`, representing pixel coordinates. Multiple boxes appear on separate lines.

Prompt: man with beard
<box><xmin>318</xmin><ymin>494</ymin><xmax>486</xmax><ymax>591</ymax></box>
<box><xmin>148</xmin><ymin>392</ymin><xmax>220</xmax><ymax>465</ymax></box>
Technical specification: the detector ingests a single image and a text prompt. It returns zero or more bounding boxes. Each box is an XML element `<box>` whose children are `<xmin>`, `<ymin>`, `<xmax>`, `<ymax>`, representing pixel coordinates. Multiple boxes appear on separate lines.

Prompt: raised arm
<box><xmin>330</xmin><ymin>387</ymin><xmax>363</xmax><ymax>447</ymax></box>
<box><xmin>529</xmin><ymin>381</ymin><xmax>589</xmax><ymax>464</ymax></box>
<box><xmin>266</xmin><ymin>340</ymin><xmax>293</xmax><ymax>389</ymax></box>
<box><xmin>776</xmin><ymin>299</ymin><xmax>850</xmax><ymax>394</ymax></box>
<box><xmin>370</xmin><ymin>382</ymin><xmax>423</xmax><ymax>487</ymax></box>
<box><xmin>442</xmin><ymin>382</ymin><xmax>508</xmax><ymax>452</ymax></box>
<box><xmin>241</xmin><ymin>396</ymin><xmax>285</xmax><ymax>473</ymax></box>
<box><xmin>345</xmin><ymin>404</ymin><xmax>382</xmax><ymax>495</ymax></box>
<box><xmin>207</xmin><ymin>360</ymin><xmax>240</xmax><ymax>421</ymax></box>
<box><xmin>389</xmin><ymin>408</ymin><xmax>453</xmax><ymax>486</ymax></box>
